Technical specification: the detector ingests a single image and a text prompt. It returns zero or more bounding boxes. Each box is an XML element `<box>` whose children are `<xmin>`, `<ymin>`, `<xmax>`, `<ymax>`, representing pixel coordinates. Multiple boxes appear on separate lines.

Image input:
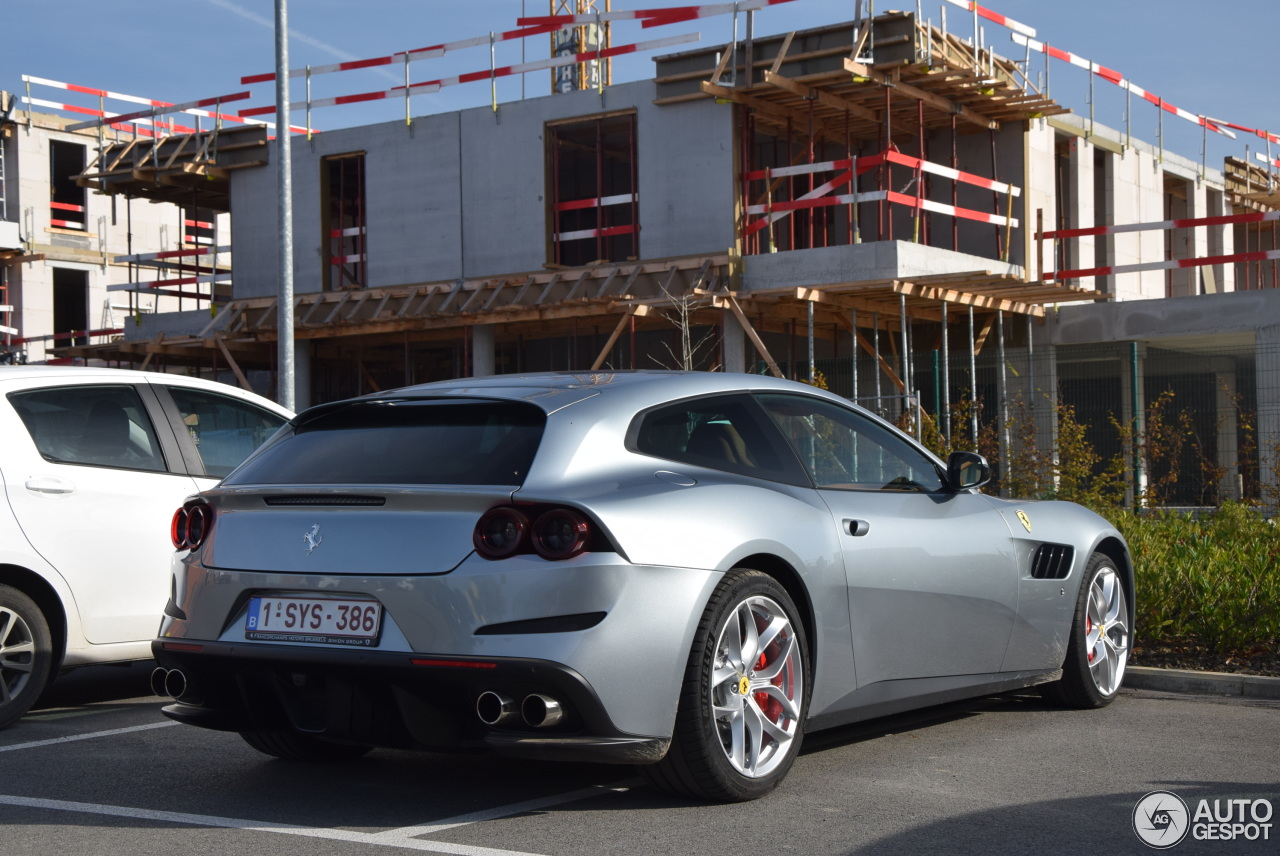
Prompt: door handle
<box><xmin>845</xmin><ymin>519</ymin><xmax>870</xmax><ymax>537</ymax></box>
<box><xmin>25</xmin><ymin>476</ymin><xmax>75</xmax><ymax>495</ymax></box>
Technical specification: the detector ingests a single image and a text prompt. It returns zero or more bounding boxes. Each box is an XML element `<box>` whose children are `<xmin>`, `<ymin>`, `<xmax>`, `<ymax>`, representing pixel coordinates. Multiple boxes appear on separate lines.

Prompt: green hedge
<box><xmin>1106</xmin><ymin>503</ymin><xmax>1280</xmax><ymax>656</ymax></box>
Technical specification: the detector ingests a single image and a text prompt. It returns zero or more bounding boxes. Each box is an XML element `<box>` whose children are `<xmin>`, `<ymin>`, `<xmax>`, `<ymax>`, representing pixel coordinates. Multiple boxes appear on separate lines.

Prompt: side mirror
<box><xmin>947</xmin><ymin>451</ymin><xmax>992</xmax><ymax>491</ymax></box>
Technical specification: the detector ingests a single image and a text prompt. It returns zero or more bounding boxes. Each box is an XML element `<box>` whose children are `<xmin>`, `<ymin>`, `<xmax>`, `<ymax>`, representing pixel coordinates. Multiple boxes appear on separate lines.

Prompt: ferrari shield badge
<box><xmin>1016</xmin><ymin>510</ymin><xmax>1032</xmax><ymax>533</ymax></box>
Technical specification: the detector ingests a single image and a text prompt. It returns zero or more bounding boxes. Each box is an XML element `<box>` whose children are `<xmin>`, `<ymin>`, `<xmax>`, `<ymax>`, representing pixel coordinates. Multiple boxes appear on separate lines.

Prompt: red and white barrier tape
<box><xmin>107</xmin><ymin>273</ymin><xmax>230</xmax><ymax>292</ymax></box>
<box><xmin>1045</xmin><ymin>249</ymin><xmax>1280</xmax><ymax>282</ymax></box>
<box><xmin>330</xmin><ymin>254</ymin><xmax>367</xmax><ymax>265</ymax></box>
<box><xmin>557</xmin><ymin>224</ymin><xmax>637</xmax><ymax>242</ymax></box>
<box><xmin>520</xmin><ymin>0</ymin><xmax>797</xmax><ymax>28</ymax></box>
<box><xmin>64</xmin><ymin>91</ymin><xmax>251</xmax><ymax>133</ymax></box>
<box><xmin>330</xmin><ymin>227</ymin><xmax>365</xmax><ymax>238</ymax></box>
<box><xmin>243</xmin><ymin>23</ymin><xmax>563</xmax><ymax>84</ymax></box>
<box><xmin>114</xmin><ymin>245</ymin><xmax>230</xmax><ymax>264</ymax></box>
<box><xmin>1011</xmin><ymin>34</ymin><xmax>1234</xmax><ymax>140</ymax></box>
<box><xmin>22</xmin><ymin>75</ymin><xmax>294</xmax><ymax>132</ymax></box>
<box><xmin>241</xmin><ymin>32</ymin><xmax>698</xmax><ymax>117</ymax></box>
<box><xmin>745</xmin><ymin>186</ymin><xmax>1017</xmax><ymax>235</ymax></box>
<box><xmin>941</xmin><ymin>0</ymin><xmax>1036</xmax><ymax>39</ymax></box>
<box><xmin>22</xmin><ymin>97</ymin><xmax>183</xmax><ymax>136</ymax></box>
<box><xmin>1256</xmin><ymin>153</ymin><xmax>1280</xmax><ymax>171</ymax></box>
<box><xmin>554</xmin><ymin>193</ymin><xmax>637</xmax><ymax>213</ymax></box>
<box><xmin>745</xmin><ymin>151</ymin><xmax>1020</xmax><ymax>196</ymax></box>
<box><xmin>1041</xmin><ymin>209</ymin><xmax>1280</xmax><ymax>240</ymax></box>
<box><xmin>1211</xmin><ymin>119</ymin><xmax>1280</xmax><ymax>146</ymax></box>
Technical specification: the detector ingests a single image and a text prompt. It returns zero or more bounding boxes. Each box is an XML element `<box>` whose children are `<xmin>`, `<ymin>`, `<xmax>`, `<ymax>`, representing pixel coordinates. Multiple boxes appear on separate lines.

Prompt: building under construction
<box><xmin>7</xmin><ymin>5</ymin><xmax>1280</xmax><ymax>506</ymax></box>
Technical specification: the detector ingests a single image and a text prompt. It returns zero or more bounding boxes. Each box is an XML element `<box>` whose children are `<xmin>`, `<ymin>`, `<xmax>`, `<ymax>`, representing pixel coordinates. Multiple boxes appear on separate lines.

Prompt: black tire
<box><xmin>239</xmin><ymin>730</ymin><xmax>373</xmax><ymax>762</ymax></box>
<box><xmin>1041</xmin><ymin>552</ymin><xmax>1131</xmax><ymax>709</ymax></box>
<box><xmin>643</xmin><ymin>569</ymin><xmax>810</xmax><ymax>802</ymax></box>
<box><xmin>0</xmin><ymin>584</ymin><xmax>54</xmax><ymax>730</ymax></box>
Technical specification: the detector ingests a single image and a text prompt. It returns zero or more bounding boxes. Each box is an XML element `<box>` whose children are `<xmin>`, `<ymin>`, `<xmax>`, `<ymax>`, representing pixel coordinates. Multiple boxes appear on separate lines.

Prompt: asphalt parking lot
<box><xmin>3</xmin><ymin>664</ymin><xmax>1277</xmax><ymax>856</ymax></box>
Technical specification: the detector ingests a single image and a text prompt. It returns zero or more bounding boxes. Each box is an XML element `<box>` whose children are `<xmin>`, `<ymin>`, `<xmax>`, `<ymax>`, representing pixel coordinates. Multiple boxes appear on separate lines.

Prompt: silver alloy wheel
<box><xmin>0</xmin><ymin>606</ymin><xmax>36</xmax><ymax>705</ymax></box>
<box><xmin>1085</xmin><ymin>565</ymin><xmax>1130</xmax><ymax>696</ymax></box>
<box><xmin>710</xmin><ymin>594</ymin><xmax>803</xmax><ymax>778</ymax></box>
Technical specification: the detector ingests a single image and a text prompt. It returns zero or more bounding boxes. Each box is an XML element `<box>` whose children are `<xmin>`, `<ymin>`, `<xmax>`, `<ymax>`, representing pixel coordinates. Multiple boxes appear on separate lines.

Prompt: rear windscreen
<box><xmin>223</xmin><ymin>399</ymin><xmax>545</xmax><ymax>486</ymax></box>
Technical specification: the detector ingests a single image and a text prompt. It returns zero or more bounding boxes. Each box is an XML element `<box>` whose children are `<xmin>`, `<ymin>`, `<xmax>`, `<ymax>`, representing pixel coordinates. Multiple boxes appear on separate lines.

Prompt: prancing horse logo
<box><xmin>303</xmin><ymin>524</ymin><xmax>323</xmax><ymax>555</ymax></box>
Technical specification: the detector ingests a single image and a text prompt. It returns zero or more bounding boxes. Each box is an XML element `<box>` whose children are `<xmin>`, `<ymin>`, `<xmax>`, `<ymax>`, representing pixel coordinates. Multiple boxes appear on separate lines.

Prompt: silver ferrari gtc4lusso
<box><xmin>153</xmin><ymin>371</ymin><xmax>1133</xmax><ymax>801</ymax></box>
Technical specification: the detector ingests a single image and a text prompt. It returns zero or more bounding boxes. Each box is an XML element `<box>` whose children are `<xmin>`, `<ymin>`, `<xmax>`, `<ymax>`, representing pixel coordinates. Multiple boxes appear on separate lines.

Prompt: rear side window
<box><xmin>166</xmin><ymin>386</ymin><xmax>288</xmax><ymax>478</ymax></box>
<box><xmin>224</xmin><ymin>399</ymin><xmax>544</xmax><ymax>486</ymax></box>
<box><xmin>7</xmin><ymin>385</ymin><xmax>167</xmax><ymax>473</ymax></box>
<box><xmin>630</xmin><ymin>394</ymin><xmax>807</xmax><ymax>486</ymax></box>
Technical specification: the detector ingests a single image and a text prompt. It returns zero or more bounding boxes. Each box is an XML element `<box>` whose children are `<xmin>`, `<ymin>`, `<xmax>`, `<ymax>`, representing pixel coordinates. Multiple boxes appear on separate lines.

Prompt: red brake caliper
<box><xmin>1086</xmin><ymin>615</ymin><xmax>1095</xmax><ymax>662</ymax></box>
<box><xmin>753</xmin><ymin>652</ymin><xmax>785</xmax><ymax>722</ymax></box>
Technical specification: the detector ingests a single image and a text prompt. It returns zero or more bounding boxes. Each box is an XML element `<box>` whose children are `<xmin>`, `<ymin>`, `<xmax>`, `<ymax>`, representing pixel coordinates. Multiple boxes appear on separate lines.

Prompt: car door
<box><xmin>755</xmin><ymin>393</ymin><xmax>1019</xmax><ymax>687</ymax></box>
<box><xmin>154</xmin><ymin>382</ymin><xmax>290</xmax><ymax>485</ymax></box>
<box><xmin>4</xmin><ymin>382</ymin><xmax>202</xmax><ymax>644</ymax></box>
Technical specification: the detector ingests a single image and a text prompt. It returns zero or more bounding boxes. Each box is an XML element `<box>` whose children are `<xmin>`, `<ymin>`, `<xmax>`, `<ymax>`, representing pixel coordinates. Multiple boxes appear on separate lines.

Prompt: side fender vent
<box><xmin>1030</xmin><ymin>543</ymin><xmax>1075</xmax><ymax>580</ymax></box>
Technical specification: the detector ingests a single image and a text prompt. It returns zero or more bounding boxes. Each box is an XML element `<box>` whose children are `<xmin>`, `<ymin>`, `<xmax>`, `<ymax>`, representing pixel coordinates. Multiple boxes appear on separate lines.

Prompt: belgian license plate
<box><xmin>245</xmin><ymin>595</ymin><xmax>382</xmax><ymax>647</ymax></box>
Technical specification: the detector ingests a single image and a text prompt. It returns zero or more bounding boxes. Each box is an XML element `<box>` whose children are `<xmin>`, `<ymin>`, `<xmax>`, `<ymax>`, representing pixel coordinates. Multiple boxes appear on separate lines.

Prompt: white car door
<box><xmin>3</xmin><ymin>382</ymin><xmax>202</xmax><ymax>644</ymax></box>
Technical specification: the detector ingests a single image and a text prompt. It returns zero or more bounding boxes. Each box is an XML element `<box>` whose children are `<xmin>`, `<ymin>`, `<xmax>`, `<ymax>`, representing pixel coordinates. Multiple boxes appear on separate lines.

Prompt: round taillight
<box><xmin>185</xmin><ymin>504</ymin><xmax>211</xmax><ymax>550</ymax></box>
<box><xmin>171</xmin><ymin>508</ymin><xmax>189</xmax><ymax>549</ymax></box>
<box><xmin>531</xmin><ymin>509</ymin><xmax>590</xmax><ymax>560</ymax></box>
<box><xmin>473</xmin><ymin>507</ymin><xmax>529</xmax><ymax>559</ymax></box>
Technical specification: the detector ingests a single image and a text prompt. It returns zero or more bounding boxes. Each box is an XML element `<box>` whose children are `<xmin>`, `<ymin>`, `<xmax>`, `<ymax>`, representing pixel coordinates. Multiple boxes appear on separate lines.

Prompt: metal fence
<box><xmin>765</xmin><ymin>335</ymin><xmax>1280</xmax><ymax>511</ymax></box>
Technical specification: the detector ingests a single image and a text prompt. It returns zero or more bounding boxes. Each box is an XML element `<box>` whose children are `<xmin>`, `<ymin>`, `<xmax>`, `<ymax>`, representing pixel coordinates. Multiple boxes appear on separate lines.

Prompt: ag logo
<box><xmin>1133</xmin><ymin>790</ymin><xmax>1190</xmax><ymax>849</ymax></box>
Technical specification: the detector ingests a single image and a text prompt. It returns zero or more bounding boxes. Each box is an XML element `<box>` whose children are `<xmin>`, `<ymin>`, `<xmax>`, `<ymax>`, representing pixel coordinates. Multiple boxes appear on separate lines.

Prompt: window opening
<box><xmin>323</xmin><ymin>154</ymin><xmax>367</xmax><ymax>290</ymax></box>
<box><xmin>53</xmin><ymin>267</ymin><xmax>89</xmax><ymax>347</ymax></box>
<box><xmin>549</xmin><ymin>114</ymin><xmax>637</xmax><ymax>267</ymax></box>
<box><xmin>49</xmin><ymin>140</ymin><xmax>87</xmax><ymax>231</ymax></box>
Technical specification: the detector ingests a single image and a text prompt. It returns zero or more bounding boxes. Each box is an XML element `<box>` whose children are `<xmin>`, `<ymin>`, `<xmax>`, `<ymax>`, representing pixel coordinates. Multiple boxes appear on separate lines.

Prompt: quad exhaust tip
<box><xmin>476</xmin><ymin>691</ymin><xmax>565</xmax><ymax>728</ymax></box>
<box><xmin>521</xmin><ymin>693</ymin><xmax>564</xmax><ymax>728</ymax></box>
<box><xmin>150</xmin><ymin>667</ymin><xmax>188</xmax><ymax>700</ymax></box>
<box><xmin>475</xmin><ymin>691</ymin><xmax>518</xmax><ymax>726</ymax></box>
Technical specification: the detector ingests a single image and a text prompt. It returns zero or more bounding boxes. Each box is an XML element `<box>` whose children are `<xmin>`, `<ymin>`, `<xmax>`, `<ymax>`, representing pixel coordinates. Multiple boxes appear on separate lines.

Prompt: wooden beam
<box><xmin>844</xmin><ymin>59</ymin><xmax>998</xmax><ymax>132</ymax></box>
<box><xmin>763</xmin><ymin>70</ymin><xmax>878</xmax><ymax>123</ymax></box>
<box><xmin>723</xmin><ymin>292</ymin><xmax>784</xmax><ymax>379</ymax></box>
<box><xmin>213</xmin><ymin>334</ymin><xmax>252</xmax><ymax>391</ymax></box>
<box><xmin>893</xmin><ymin>281</ymin><xmax>1044</xmax><ymax>318</ymax></box>
<box><xmin>833</xmin><ymin>313</ymin><xmax>905</xmax><ymax>393</ymax></box>
<box><xmin>701</xmin><ymin>81</ymin><xmax>839</xmax><ymax>143</ymax></box>
<box><xmin>589</xmin><ymin>306</ymin><xmax>649</xmax><ymax>370</ymax></box>
<box><xmin>973</xmin><ymin>315</ymin><xmax>996</xmax><ymax>355</ymax></box>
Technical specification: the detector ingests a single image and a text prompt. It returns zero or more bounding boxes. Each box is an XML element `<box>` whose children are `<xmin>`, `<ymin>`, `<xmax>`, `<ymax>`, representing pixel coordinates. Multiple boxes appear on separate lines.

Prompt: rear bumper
<box><xmin>153</xmin><ymin>640</ymin><xmax>669</xmax><ymax>763</ymax></box>
<box><xmin>155</xmin><ymin>552</ymin><xmax>722</xmax><ymax>753</ymax></box>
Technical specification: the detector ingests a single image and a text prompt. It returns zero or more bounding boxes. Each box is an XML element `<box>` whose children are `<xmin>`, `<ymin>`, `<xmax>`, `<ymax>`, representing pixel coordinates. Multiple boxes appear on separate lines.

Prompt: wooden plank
<box><xmin>769</xmin><ymin>31</ymin><xmax>796</xmax><ymax>74</ymax></box>
<box><xmin>590</xmin><ymin>311</ymin><xmax>637</xmax><ymax>371</ymax></box>
<box><xmin>763</xmin><ymin>71</ymin><xmax>879</xmax><ymax>123</ymax></box>
<box><xmin>833</xmin><ymin>313</ymin><xmax>906</xmax><ymax>393</ymax></box>
<box><xmin>213</xmin><ymin>334</ymin><xmax>252</xmax><ymax>391</ymax></box>
<box><xmin>701</xmin><ymin>81</ymin><xmax>839</xmax><ymax>143</ymax></box>
<box><xmin>844</xmin><ymin>59</ymin><xmax>998</xmax><ymax>132</ymax></box>
<box><xmin>724</xmin><ymin>292</ymin><xmax>784</xmax><ymax>379</ymax></box>
<box><xmin>893</xmin><ymin>281</ymin><xmax>1044</xmax><ymax>317</ymax></box>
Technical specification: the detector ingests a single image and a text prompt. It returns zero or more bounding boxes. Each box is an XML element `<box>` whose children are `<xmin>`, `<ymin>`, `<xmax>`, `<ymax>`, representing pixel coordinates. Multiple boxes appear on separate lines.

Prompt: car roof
<box><xmin>0</xmin><ymin>366</ymin><xmax>292</xmax><ymax>415</ymax></box>
<box><xmin>340</xmin><ymin>371</ymin><xmax>853</xmax><ymax>416</ymax></box>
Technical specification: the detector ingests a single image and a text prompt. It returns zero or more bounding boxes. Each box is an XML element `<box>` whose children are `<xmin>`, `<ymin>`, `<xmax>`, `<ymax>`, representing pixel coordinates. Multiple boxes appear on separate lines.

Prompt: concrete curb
<box><xmin>1125</xmin><ymin>666</ymin><xmax>1280</xmax><ymax>700</ymax></box>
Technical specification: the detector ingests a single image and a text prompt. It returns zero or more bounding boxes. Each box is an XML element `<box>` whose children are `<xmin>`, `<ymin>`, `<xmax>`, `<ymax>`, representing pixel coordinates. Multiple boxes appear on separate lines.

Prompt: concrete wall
<box><xmin>7</xmin><ymin>114</ymin><xmax>219</xmax><ymax>361</ymax></box>
<box><xmin>230</xmin><ymin>79</ymin><xmax>735</xmax><ymax>299</ymax></box>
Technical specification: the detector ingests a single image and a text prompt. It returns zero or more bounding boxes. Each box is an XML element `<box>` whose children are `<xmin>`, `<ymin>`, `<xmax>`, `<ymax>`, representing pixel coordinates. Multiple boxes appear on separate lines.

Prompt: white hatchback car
<box><xmin>0</xmin><ymin>366</ymin><xmax>291</xmax><ymax>727</ymax></box>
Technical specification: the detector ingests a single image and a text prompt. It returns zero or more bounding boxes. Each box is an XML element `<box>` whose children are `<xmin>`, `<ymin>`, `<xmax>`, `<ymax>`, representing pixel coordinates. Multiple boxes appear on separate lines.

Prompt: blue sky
<box><xmin>4</xmin><ymin>1</ymin><xmax>1277</xmax><ymax>170</ymax></box>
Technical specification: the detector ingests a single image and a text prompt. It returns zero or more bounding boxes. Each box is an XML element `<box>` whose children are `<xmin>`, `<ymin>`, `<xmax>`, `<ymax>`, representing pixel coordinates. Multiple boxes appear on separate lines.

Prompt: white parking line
<box><xmin>373</xmin><ymin>782</ymin><xmax>633</xmax><ymax>839</ymax></box>
<box><xmin>0</xmin><ymin>720</ymin><xmax>178</xmax><ymax>753</ymax></box>
<box><xmin>0</xmin><ymin>794</ymin><xmax>548</xmax><ymax>856</ymax></box>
